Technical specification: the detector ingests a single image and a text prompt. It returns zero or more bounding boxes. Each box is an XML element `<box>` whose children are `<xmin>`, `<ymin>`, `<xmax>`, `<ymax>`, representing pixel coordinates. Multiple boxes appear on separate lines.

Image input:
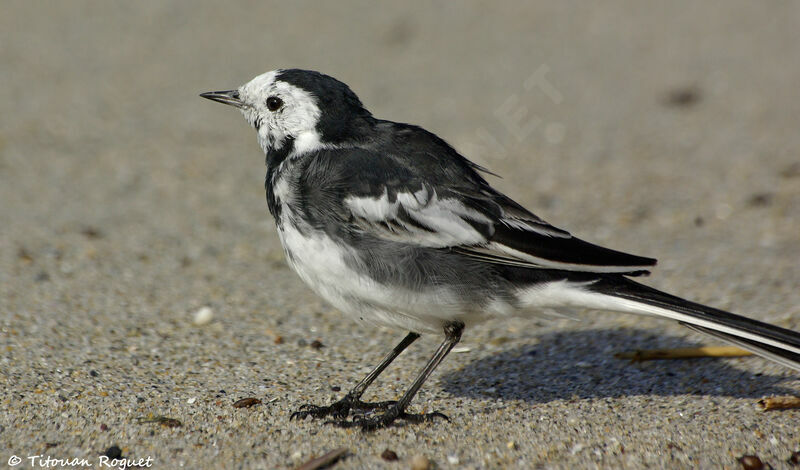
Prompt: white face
<box><xmin>237</xmin><ymin>70</ymin><xmax>325</xmax><ymax>156</ymax></box>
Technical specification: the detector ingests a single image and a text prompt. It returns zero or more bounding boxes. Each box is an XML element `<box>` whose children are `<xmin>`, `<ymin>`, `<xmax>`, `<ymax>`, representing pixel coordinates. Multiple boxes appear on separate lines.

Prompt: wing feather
<box><xmin>343</xmin><ymin>185</ymin><xmax>655</xmax><ymax>275</ymax></box>
<box><xmin>306</xmin><ymin>124</ymin><xmax>656</xmax><ymax>275</ymax></box>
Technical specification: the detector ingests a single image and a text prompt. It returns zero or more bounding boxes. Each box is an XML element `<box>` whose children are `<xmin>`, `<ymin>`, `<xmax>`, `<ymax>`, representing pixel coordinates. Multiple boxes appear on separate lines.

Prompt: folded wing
<box><xmin>342</xmin><ymin>178</ymin><xmax>656</xmax><ymax>275</ymax></box>
<box><xmin>304</xmin><ymin>124</ymin><xmax>656</xmax><ymax>276</ymax></box>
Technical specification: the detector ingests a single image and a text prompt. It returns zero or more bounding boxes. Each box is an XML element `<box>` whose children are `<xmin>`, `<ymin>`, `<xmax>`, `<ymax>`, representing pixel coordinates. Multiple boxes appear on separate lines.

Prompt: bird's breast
<box><xmin>265</xmin><ymin>158</ymin><xmax>300</xmax><ymax>221</ymax></box>
<box><xmin>274</xmin><ymin>212</ymin><xmax>378</xmax><ymax>316</ymax></box>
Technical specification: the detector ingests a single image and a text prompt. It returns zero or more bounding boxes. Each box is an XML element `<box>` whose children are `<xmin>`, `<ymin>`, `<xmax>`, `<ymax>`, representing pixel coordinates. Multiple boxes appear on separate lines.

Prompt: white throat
<box><xmin>238</xmin><ymin>69</ymin><xmax>327</xmax><ymax>157</ymax></box>
<box><xmin>293</xmin><ymin>130</ymin><xmax>330</xmax><ymax>156</ymax></box>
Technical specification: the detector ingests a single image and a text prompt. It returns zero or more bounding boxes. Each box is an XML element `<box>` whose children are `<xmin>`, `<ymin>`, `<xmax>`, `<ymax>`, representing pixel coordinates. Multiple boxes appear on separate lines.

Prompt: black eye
<box><xmin>266</xmin><ymin>96</ymin><xmax>283</xmax><ymax>111</ymax></box>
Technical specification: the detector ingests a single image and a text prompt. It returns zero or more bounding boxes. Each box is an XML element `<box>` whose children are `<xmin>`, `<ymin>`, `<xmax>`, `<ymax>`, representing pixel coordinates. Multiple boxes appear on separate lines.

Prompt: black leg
<box><xmin>336</xmin><ymin>321</ymin><xmax>464</xmax><ymax>431</ymax></box>
<box><xmin>290</xmin><ymin>332</ymin><xmax>420</xmax><ymax>421</ymax></box>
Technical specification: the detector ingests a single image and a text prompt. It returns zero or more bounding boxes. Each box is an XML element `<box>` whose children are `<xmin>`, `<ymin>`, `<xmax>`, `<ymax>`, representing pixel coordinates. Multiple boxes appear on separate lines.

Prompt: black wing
<box><xmin>299</xmin><ymin>122</ymin><xmax>656</xmax><ymax>275</ymax></box>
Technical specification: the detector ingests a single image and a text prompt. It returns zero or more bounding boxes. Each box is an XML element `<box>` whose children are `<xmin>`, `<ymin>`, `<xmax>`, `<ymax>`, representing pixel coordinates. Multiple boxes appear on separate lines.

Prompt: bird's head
<box><xmin>201</xmin><ymin>69</ymin><xmax>373</xmax><ymax>158</ymax></box>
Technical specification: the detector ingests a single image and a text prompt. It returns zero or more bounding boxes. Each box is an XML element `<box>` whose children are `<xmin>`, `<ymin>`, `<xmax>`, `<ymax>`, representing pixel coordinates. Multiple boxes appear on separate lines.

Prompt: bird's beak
<box><xmin>199</xmin><ymin>90</ymin><xmax>244</xmax><ymax>108</ymax></box>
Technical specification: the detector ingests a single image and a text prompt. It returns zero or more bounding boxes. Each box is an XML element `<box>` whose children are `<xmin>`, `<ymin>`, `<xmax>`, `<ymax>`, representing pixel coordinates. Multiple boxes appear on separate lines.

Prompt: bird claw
<box><xmin>328</xmin><ymin>406</ymin><xmax>449</xmax><ymax>431</ymax></box>
<box><xmin>290</xmin><ymin>396</ymin><xmax>398</xmax><ymax>421</ymax></box>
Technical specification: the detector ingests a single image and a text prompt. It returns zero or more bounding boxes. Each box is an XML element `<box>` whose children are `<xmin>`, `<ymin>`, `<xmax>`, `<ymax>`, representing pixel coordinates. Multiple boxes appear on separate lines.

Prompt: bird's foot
<box><xmin>328</xmin><ymin>404</ymin><xmax>449</xmax><ymax>431</ymax></box>
<box><xmin>290</xmin><ymin>395</ymin><xmax>397</xmax><ymax>421</ymax></box>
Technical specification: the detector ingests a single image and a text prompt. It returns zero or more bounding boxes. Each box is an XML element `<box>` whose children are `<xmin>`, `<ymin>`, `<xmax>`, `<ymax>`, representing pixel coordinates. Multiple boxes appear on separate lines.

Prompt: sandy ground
<box><xmin>2</xmin><ymin>1</ymin><xmax>800</xmax><ymax>469</ymax></box>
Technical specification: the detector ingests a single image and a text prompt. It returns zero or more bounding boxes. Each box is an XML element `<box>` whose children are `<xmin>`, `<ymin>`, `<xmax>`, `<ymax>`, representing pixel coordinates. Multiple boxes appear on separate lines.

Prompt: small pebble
<box><xmin>380</xmin><ymin>449</ymin><xmax>398</xmax><ymax>461</ymax></box>
<box><xmin>136</xmin><ymin>415</ymin><xmax>182</xmax><ymax>428</ymax></box>
<box><xmin>747</xmin><ymin>192</ymin><xmax>773</xmax><ymax>207</ymax></box>
<box><xmin>17</xmin><ymin>247</ymin><xmax>33</xmax><ymax>263</ymax></box>
<box><xmin>187</xmin><ymin>397</ymin><xmax>196</xmax><ymax>404</ymax></box>
<box><xmin>738</xmin><ymin>455</ymin><xmax>765</xmax><ymax>470</ymax></box>
<box><xmin>81</xmin><ymin>226</ymin><xmax>103</xmax><ymax>239</ymax></box>
<box><xmin>310</xmin><ymin>339</ymin><xmax>324</xmax><ymax>349</ymax></box>
<box><xmin>233</xmin><ymin>397</ymin><xmax>261</xmax><ymax>408</ymax></box>
<box><xmin>103</xmin><ymin>446</ymin><xmax>122</xmax><ymax>459</ymax></box>
<box><xmin>663</xmin><ymin>86</ymin><xmax>701</xmax><ymax>107</ymax></box>
<box><xmin>787</xmin><ymin>451</ymin><xmax>800</xmax><ymax>465</ymax></box>
<box><xmin>295</xmin><ymin>448</ymin><xmax>347</xmax><ymax>470</ymax></box>
<box><xmin>100</xmin><ymin>424</ymin><xmax>108</xmax><ymax>431</ymax></box>
<box><xmin>447</xmin><ymin>454</ymin><xmax>459</xmax><ymax>464</ymax></box>
<box><xmin>410</xmin><ymin>454</ymin><xmax>431</xmax><ymax>470</ymax></box>
<box><xmin>507</xmin><ymin>441</ymin><xmax>516</xmax><ymax>450</ymax></box>
<box><xmin>193</xmin><ymin>306</ymin><xmax>214</xmax><ymax>326</ymax></box>
<box><xmin>715</xmin><ymin>203</ymin><xmax>732</xmax><ymax>220</ymax></box>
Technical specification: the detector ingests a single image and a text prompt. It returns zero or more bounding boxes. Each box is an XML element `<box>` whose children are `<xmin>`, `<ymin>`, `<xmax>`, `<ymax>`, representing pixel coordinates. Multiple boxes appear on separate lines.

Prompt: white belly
<box><xmin>275</xmin><ymin>214</ymin><xmax>485</xmax><ymax>334</ymax></box>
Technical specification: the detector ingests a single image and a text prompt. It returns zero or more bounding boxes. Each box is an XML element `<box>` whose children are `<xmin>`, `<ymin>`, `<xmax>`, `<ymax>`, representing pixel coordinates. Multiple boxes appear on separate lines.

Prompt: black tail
<box><xmin>589</xmin><ymin>276</ymin><xmax>800</xmax><ymax>371</ymax></box>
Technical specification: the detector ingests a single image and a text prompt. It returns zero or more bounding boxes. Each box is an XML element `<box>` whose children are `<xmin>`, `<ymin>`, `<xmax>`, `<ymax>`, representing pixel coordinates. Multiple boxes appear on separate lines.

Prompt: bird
<box><xmin>201</xmin><ymin>69</ymin><xmax>800</xmax><ymax>431</ymax></box>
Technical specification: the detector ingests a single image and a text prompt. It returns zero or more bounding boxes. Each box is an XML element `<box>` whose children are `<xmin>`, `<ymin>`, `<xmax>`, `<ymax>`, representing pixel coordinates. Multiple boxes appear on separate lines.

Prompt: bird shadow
<box><xmin>440</xmin><ymin>328</ymin><xmax>797</xmax><ymax>403</ymax></box>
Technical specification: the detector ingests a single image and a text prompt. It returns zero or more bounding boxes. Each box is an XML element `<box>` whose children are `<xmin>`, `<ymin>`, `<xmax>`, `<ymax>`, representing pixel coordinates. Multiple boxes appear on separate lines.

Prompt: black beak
<box><xmin>200</xmin><ymin>90</ymin><xmax>244</xmax><ymax>108</ymax></box>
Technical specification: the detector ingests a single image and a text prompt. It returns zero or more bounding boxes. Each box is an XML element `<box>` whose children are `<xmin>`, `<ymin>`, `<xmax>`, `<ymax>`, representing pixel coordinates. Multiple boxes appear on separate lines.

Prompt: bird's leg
<box><xmin>335</xmin><ymin>321</ymin><xmax>464</xmax><ymax>431</ymax></box>
<box><xmin>290</xmin><ymin>332</ymin><xmax>420</xmax><ymax>420</ymax></box>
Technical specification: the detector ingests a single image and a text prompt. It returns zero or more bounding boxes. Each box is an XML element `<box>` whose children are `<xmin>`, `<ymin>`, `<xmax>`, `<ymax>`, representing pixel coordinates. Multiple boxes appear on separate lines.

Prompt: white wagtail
<box><xmin>201</xmin><ymin>69</ymin><xmax>800</xmax><ymax>430</ymax></box>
